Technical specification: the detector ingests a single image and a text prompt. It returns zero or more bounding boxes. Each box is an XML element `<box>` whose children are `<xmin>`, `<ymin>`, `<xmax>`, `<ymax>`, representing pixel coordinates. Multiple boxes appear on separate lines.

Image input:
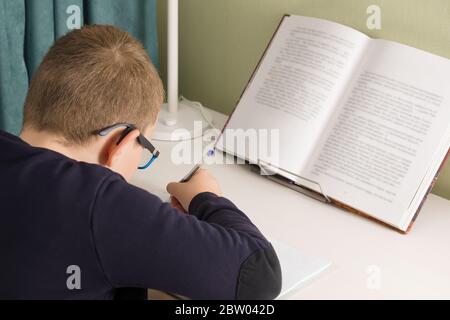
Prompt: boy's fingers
<box><xmin>170</xmin><ymin>196</ymin><xmax>187</xmax><ymax>214</ymax></box>
<box><xmin>170</xmin><ymin>195</ymin><xmax>180</xmax><ymax>207</ymax></box>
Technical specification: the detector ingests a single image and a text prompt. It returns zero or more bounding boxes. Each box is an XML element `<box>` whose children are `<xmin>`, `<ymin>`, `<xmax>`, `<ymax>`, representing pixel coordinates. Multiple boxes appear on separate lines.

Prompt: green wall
<box><xmin>157</xmin><ymin>0</ymin><xmax>450</xmax><ymax>200</ymax></box>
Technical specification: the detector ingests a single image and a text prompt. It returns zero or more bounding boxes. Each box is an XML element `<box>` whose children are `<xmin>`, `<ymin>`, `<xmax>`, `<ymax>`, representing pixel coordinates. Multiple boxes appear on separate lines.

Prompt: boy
<box><xmin>0</xmin><ymin>25</ymin><xmax>281</xmax><ymax>299</ymax></box>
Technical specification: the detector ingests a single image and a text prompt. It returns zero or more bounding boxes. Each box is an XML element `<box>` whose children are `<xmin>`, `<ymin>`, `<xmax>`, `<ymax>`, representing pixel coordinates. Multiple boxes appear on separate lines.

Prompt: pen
<box><xmin>179</xmin><ymin>149</ymin><xmax>215</xmax><ymax>183</ymax></box>
<box><xmin>179</xmin><ymin>164</ymin><xmax>201</xmax><ymax>183</ymax></box>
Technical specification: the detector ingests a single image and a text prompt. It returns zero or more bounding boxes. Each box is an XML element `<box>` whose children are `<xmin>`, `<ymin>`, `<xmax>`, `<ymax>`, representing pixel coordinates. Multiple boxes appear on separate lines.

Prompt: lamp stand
<box><xmin>152</xmin><ymin>0</ymin><xmax>210</xmax><ymax>141</ymax></box>
<box><xmin>152</xmin><ymin>101</ymin><xmax>209</xmax><ymax>141</ymax></box>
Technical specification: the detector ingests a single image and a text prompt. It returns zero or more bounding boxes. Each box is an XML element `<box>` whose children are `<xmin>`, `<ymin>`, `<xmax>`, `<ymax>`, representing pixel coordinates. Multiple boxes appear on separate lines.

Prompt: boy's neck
<box><xmin>20</xmin><ymin>128</ymin><xmax>101</xmax><ymax>165</ymax></box>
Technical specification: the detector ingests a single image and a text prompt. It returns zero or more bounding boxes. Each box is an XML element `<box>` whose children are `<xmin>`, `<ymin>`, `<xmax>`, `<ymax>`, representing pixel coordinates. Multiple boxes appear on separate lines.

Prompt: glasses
<box><xmin>97</xmin><ymin>123</ymin><xmax>160</xmax><ymax>170</ymax></box>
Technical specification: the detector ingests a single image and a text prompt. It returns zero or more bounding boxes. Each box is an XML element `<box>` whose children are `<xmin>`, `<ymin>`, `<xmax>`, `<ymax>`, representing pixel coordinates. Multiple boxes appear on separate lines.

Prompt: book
<box><xmin>216</xmin><ymin>15</ymin><xmax>450</xmax><ymax>232</ymax></box>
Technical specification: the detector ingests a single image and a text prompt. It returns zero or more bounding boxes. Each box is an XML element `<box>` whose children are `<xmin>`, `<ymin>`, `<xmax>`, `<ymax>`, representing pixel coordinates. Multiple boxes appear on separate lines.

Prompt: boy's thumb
<box><xmin>166</xmin><ymin>182</ymin><xmax>181</xmax><ymax>196</ymax></box>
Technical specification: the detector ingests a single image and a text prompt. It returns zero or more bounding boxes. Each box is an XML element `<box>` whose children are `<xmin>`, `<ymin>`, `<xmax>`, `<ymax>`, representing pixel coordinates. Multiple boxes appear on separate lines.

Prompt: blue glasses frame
<box><xmin>97</xmin><ymin>123</ymin><xmax>160</xmax><ymax>170</ymax></box>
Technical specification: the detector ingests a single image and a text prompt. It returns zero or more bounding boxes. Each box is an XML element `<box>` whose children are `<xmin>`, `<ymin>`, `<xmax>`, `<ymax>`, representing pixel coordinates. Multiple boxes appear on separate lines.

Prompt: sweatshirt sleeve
<box><xmin>91</xmin><ymin>175</ymin><xmax>282</xmax><ymax>300</ymax></box>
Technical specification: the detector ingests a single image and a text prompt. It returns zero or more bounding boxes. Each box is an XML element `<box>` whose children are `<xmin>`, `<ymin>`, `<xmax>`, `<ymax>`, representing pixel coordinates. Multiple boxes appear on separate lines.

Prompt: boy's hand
<box><xmin>166</xmin><ymin>169</ymin><xmax>222</xmax><ymax>212</ymax></box>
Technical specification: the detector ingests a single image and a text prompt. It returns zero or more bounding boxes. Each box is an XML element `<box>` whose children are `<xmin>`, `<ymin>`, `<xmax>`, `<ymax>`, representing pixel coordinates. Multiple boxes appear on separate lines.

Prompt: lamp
<box><xmin>152</xmin><ymin>0</ymin><xmax>210</xmax><ymax>141</ymax></box>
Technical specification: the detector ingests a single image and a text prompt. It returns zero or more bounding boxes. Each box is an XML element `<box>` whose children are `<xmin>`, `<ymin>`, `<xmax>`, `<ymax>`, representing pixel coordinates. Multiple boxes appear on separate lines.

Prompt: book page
<box><xmin>303</xmin><ymin>39</ymin><xmax>450</xmax><ymax>229</ymax></box>
<box><xmin>217</xmin><ymin>15</ymin><xmax>369</xmax><ymax>177</ymax></box>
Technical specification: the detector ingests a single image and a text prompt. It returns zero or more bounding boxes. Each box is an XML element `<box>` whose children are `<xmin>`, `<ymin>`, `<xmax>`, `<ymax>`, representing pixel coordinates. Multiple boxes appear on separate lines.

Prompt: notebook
<box><xmin>270</xmin><ymin>239</ymin><xmax>331</xmax><ymax>299</ymax></box>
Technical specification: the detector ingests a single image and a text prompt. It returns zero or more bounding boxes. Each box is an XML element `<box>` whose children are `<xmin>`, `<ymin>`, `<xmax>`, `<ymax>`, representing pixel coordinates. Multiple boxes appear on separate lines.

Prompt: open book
<box><xmin>216</xmin><ymin>15</ymin><xmax>450</xmax><ymax>232</ymax></box>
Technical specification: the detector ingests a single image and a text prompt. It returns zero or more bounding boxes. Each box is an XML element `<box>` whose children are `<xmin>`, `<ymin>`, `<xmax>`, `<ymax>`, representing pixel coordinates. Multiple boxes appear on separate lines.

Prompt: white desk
<box><xmin>133</xmin><ymin>108</ymin><xmax>450</xmax><ymax>300</ymax></box>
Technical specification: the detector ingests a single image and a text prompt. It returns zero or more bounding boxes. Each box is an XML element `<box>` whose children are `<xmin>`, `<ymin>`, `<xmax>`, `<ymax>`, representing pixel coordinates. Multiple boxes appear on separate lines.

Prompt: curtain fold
<box><xmin>0</xmin><ymin>0</ymin><xmax>28</xmax><ymax>134</ymax></box>
<box><xmin>0</xmin><ymin>0</ymin><xmax>159</xmax><ymax>135</ymax></box>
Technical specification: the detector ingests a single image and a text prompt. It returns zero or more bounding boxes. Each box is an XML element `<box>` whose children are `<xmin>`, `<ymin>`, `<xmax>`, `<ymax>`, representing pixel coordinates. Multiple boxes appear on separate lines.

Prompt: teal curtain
<box><xmin>0</xmin><ymin>0</ymin><xmax>159</xmax><ymax>135</ymax></box>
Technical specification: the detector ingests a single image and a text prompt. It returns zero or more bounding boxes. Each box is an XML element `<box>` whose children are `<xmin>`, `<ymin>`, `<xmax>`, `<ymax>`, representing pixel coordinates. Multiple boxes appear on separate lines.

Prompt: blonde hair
<box><xmin>23</xmin><ymin>25</ymin><xmax>164</xmax><ymax>145</ymax></box>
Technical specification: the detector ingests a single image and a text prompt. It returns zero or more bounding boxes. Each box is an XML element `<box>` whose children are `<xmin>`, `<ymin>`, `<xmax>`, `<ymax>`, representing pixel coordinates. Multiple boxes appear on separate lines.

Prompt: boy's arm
<box><xmin>91</xmin><ymin>174</ymin><xmax>281</xmax><ymax>300</ymax></box>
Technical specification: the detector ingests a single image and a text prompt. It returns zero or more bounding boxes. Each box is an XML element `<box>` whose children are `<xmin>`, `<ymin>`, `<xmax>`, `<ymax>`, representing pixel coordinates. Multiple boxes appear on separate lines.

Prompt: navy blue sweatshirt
<box><xmin>0</xmin><ymin>130</ymin><xmax>281</xmax><ymax>300</ymax></box>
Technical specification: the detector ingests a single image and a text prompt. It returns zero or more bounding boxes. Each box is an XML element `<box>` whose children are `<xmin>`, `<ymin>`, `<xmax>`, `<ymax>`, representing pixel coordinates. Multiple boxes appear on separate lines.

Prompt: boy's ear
<box><xmin>103</xmin><ymin>129</ymin><xmax>141</xmax><ymax>168</ymax></box>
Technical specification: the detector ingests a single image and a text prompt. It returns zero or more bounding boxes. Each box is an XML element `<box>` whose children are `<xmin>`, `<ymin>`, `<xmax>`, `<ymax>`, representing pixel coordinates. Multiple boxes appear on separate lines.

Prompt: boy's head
<box><xmin>21</xmin><ymin>25</ymin><xmax>164</xmax><ymax>180</ymax></box>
